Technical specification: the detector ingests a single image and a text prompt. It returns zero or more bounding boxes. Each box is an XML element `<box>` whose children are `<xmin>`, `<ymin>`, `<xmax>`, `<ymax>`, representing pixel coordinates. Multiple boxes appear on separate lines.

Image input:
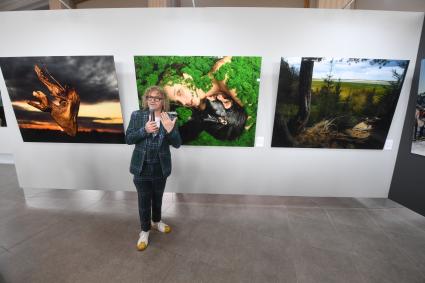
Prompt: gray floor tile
<box><xmin>78</xmin><ymin>199</ymin><xmax>139</xmax><ymax>215</ymax></box>
<box><xmin>163</xmin><ymin>202</ymin><xmax>227</xmax><ymax>222</ymax></box>
<box><xmin>367</xmin><ymin>209</ymin><xmax>425</xmax><ymax>236</ymax></box>
<box><xmin>23</xmin><ymin>196</ymin><xmax>102</xmax><ymax>212</ymax></box>
<box><xmin>356</xmin><ymin>198</ymin><xmax>403</xmax><ymax>209</ymax></box>
<box><xmin>161</xmin><ymin>255</ymin><xmax>212</xmax><ymax>283</ymax></box>
<box><xmin>287</xmin><ymin>206</ymin><xmax>329</xmax><ymax>222</ymax></box>
<box><xmin>386</xmin><ymin>207</ymin><xmax>425</xmax><ymax>232</ymax></box>
<box><xmin>26</xmin><ymin>188</ymin><xmax>105</xmax><ymax>201</ymax></box>
<box><xmin>0</xmin><ymin>249</ymin><xmax>34</xmax><ymax>283</ymax></box>
<box><xmin>1</xmin><ymin>164</ymin><xmax>425</xmax><ymax>282</ymax></box>
<box><xmin>0</xmin><ymin>198</ymin><xmax>29</xmax><ymax>223</ymax></box>
<box><xmin>326</xmin><ymin>208</ymin><xmax>380</xmax><ymax>231</ymax></box>
<box><xmin>335</xmin><ymin>223</ymin><xmax>419</xmax><ymax>270</ymax></box>
<box><xmin>152</xmin><ymin>217</ymin><xmax>199</xmax><ymax>256</ymax></box>
<box><xmin>10</xmin><ymin>228</ymin><xmax>175</xmax><ymax>283</ymax></box>
<box><xmin>293</xmin><ymin>244</ymin><xmax>364</xmax><ymax>283</ymax></box>
<box><xmin>174</xmin><ymin>192</ymin><xmax>289</xmax><ymax>206</ymax></box>
<box><xmin>0</xmin><ymin>187</ymin><xmax>26</xmax><ymax>203</ymax></box>
<box><xmin>234</xmin><ymin>233</ymin><xmax>298</xmax><ymax>282</ymax></box>
<box><xmin>386</xmin><ymin>231</ymin><xmax>425</xmax><ymax>273</ymax></box>
<box><xmin>0</xmin><ymin>209</ymin><xmax>67</xmax><ymax>249</ymax></box>
<box><xmin>280</xmin><ymin>196</ymin><xmax>319</xmax><ymax>207</ymax></box>
<box><xmin>212</xmin><ymin>205</ymin><xmax>290</xmax><ymax>233</ymax></box>
<box><xmin>68</xmin><ymin>246</ymin><xmax>177</xmax><ymax>283</ymax></box>
<box><xmin>352</xmin><ymin>253</ymin><xmax>425</xmax><ymax>283</ymax></box>
<box><xmin>288</xmin><ymin>213</ymin><xmax>351</xmax><ymax>254</ymax></box>
<box><xmin>6</xmin><ymin>216</ymin><xmax>165</xmax><ymax>282</ymax></box>
<box><xmin>101</xmin><ymin>190</ymin><xmax>138</xmax><ymax>201</ymax></box>
<box><xmin>184</xmin><ymin>220</ymin><xmax>244</xmax><ymax>269</ymax></box>
<box><xmin>312</xmin><ymin>197</ymin><xmax>366</xmax><ymax>208</ymax></box>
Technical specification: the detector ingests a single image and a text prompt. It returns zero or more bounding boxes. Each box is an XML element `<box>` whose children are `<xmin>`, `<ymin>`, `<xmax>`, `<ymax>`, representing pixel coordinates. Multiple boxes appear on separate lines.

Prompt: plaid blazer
<box><xmin>126</xmin><ymin>110</ymin><xmax>181</xmax><ymax>177</ymax></box>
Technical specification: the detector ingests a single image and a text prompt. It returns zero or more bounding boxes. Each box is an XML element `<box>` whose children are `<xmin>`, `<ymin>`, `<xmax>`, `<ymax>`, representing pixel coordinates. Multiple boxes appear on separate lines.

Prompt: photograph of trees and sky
<box><xmin>411</xmin><ymin>59</ymin><xmax>425</xmax><ymax>156</ymax></box>
<box><xmin>134</xmin><ymin>56</ymin><xmax>262</xmax><ymax>146</ymax></box>
<box><xmin>0</xmin><ymin>91</ymin><xmax>6</xmax><ymax>127</ymax></box>
<box><xmin>272</xmin><ymin>57</ymin><xmax>409</xmax><ymax>149</ymax></box>
<box><xmin>0</xmin><ymin>56</ymin><xmax>125</xmax><ymax>143</ymax></box>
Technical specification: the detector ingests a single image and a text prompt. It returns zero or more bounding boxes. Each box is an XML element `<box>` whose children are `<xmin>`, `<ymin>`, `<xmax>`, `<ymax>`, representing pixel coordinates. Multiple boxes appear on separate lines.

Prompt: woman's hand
<box><xmin>160</xmin><ymin>112</ymin><xmax>177</xmax><ymax>133</ymax></box>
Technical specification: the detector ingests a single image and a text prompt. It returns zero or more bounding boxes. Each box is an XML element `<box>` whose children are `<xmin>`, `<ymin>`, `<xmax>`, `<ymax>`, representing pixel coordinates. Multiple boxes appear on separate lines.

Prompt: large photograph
<box><xmin>0</xmin><ymin>56</ymin><xmax>125</xmax><ymax>143</ymax></box>
<box><xmin>134</xmin><ymin>56</ymin><xmax>262</xmax><ymax>146</ymax></box>
<box><xmin>272</xmin><ymin>57</ymin><xmax>409</xmax><ymax>149</ymax></box>
<box><xmin>411</xmin><ymin>59</ymin><xmax>425</xmax><ymax>156</ymax></box>
<box><xmin>0</xmin><ymin>91</ymin><xmax>6</xmax><ymax>127</ymax></box>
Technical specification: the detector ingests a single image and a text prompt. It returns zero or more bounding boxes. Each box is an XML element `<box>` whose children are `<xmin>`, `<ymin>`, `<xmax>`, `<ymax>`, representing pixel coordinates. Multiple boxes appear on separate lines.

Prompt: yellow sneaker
<box><xmin>152</xmin><ymin>221</ymin><xmax>171</xmax><ymax>233</ymax></box>
<box><xmin>137</xmin><ymin>231</ymin><xmax>149</xmax><ymax>251</ymax></box>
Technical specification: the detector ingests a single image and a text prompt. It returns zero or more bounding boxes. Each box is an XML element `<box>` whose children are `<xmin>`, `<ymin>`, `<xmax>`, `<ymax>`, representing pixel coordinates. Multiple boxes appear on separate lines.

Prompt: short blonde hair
<box><xmin>141</xmin><ymin>85</ymin><xmax>170</xmax><ymax>112</ymax></box>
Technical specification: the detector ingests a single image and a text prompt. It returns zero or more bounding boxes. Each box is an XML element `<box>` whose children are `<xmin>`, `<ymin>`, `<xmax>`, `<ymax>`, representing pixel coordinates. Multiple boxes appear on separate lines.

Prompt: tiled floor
<box><xmin>0</xmin><ymin>164</ymin><xmax>425</xmax><ymax>283</ymax></box>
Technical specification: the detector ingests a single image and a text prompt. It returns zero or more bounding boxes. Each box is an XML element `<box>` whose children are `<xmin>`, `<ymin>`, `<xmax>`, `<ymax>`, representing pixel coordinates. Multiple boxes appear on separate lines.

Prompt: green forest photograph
<box><xmin>134</xmin><ymin>56</ymin><xmax>262</xmax><ymax>146</ymax></box>
<box><xmin>272</xmin><ymin>57</ymin><xmax>409</xmax><ymax>149</ymax></box>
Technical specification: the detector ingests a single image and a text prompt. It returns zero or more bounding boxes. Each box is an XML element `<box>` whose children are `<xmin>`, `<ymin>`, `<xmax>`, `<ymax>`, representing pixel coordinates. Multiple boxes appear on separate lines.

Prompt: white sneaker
<box><xmin>152</xmin><ymin>221</ymin><xmax>171</xmax><ymax>233</ymax></box>
<box><xmin>137</xmin><ymin>231</ymin><xmax>149</xmax><ymax>251</ymax></box>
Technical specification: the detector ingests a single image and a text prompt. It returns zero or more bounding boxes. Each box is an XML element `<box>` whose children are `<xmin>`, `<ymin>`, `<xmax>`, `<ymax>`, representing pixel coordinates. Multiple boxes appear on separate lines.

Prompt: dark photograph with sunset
<box><xmin>272</xmin><ymin>57</ymin><xmax>409</xmax><ymax>149</ymax></box>
<box><xmin>0</xmin><ymin>56</ymin><xmax>125</xmax><ymax>143</ymax></box>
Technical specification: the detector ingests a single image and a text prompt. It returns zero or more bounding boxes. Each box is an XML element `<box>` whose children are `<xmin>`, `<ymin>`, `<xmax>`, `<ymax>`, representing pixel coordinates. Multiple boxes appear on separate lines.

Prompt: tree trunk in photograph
<box><xmin>292</xmin><ymin>59</ymin><xmax>314</xmax><ymax>135</ymax></box>
<box><xmin>272</xmin><ymin>111</ymin><xmax>295</xmax><ymax>147</ymax></box>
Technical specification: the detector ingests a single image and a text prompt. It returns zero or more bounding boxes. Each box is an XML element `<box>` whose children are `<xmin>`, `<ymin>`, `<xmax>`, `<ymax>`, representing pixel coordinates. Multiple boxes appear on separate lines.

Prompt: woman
<box><xmin>126</xmin><ymin>86</ymin><xmax>181</xmax><ymax>251</ymax></box>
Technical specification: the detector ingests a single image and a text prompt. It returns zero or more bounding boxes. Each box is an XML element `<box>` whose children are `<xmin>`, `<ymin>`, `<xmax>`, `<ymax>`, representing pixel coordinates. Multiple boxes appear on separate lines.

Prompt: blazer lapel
<box><xmin>141</xmin><ymin>111</ymin><xmax>149</xmax><ymax>126</ymax></box>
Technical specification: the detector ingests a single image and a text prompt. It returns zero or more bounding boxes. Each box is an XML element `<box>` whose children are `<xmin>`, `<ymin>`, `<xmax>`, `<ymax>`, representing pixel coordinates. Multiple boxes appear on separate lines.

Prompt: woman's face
<box><xmin>164</xmin><ymin>84</ymin><xmax>201</xmax><ymax>108</ymax></box>
<box><xmin>215</xmin><ymin>93</ymin><xmax>233</xmax><ymax>109</ymax></box>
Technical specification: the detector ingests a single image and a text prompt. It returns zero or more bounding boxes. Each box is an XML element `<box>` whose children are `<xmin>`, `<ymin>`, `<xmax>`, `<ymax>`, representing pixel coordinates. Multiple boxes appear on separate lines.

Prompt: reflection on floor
<box><xmin>0</xmin><ymin>164</ymin><xmax>425</xmax><ymax>283</ymax></box>
<box><xmin>411</xmin><ymin>140</ymin><xmax>425</xmax><ymax>156</ymax></box>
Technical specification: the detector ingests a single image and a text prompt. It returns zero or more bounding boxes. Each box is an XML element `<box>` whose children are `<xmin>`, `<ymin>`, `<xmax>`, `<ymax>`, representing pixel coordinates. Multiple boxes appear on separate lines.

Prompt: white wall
<box><xmin>0</xmin><ymin>87</ymin><xmax>17</xmax><ymax>163</ymax></box>
<box><xmin>0</xmin><ymin>8</ymin><xmax>422</xmax><ymax>197</ymax></box>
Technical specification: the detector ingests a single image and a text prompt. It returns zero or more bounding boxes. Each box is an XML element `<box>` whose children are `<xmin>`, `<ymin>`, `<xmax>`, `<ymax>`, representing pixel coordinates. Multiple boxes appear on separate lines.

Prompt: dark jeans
<box><xmin>133</xmin><ymin>163</ymin><xmax>167</xmax><ymax>232</ymax></box>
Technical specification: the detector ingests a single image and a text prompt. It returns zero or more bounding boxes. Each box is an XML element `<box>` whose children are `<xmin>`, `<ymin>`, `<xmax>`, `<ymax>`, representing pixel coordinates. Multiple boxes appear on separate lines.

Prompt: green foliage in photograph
<box><xmin>134</xmin><ymin>56</ymin><xmax>261</xmax><ymax>147</ymax></box>
<box><xmin>212</xmin><ymin>57</ymin><xmax>261</xmax><ymax>119</ymax></box>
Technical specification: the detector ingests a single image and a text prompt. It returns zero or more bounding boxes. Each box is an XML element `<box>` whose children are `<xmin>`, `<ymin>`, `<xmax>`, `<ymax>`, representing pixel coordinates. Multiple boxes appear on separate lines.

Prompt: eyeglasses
<box><xmin>146</xmin><ymin>96</ymin><xmax>163</xmax><ymax>102</ymax></box>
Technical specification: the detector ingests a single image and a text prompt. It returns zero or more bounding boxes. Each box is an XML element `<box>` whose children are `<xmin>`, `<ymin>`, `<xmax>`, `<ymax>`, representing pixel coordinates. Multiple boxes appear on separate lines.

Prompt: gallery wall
<box><xmin>389</xmin><ymin>18</ymin><xmax>425</xmax><ymax>216</ymax></box>
<box><xmin>0</xmin><ymin>8</ymin><xmax>423</xmax><ymax>196</ymax></box>
<box><xmin>0</xmin><ymin>88</ymin><xmax>16</xmax><ymax>163</ymax></box>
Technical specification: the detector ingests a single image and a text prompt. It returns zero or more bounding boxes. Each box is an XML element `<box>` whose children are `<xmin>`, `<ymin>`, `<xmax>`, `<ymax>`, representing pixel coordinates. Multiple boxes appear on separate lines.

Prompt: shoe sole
<box><xmin>137</xmin><ymin>242</ymin><xmax>148</xmax><ymax>251</ymax></box>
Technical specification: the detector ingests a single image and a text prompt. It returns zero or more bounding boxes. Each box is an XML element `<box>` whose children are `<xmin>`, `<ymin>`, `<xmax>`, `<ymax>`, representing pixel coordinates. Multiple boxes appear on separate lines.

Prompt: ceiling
<box><xmin>0</xmin><ymin>0</ymin><xmax>49</xmax><ymax>10</ymax></box>
<box><xmin>0</xmin><ymin>0</ymin><xmax>424</xmax><ymax>11</ymax></box>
